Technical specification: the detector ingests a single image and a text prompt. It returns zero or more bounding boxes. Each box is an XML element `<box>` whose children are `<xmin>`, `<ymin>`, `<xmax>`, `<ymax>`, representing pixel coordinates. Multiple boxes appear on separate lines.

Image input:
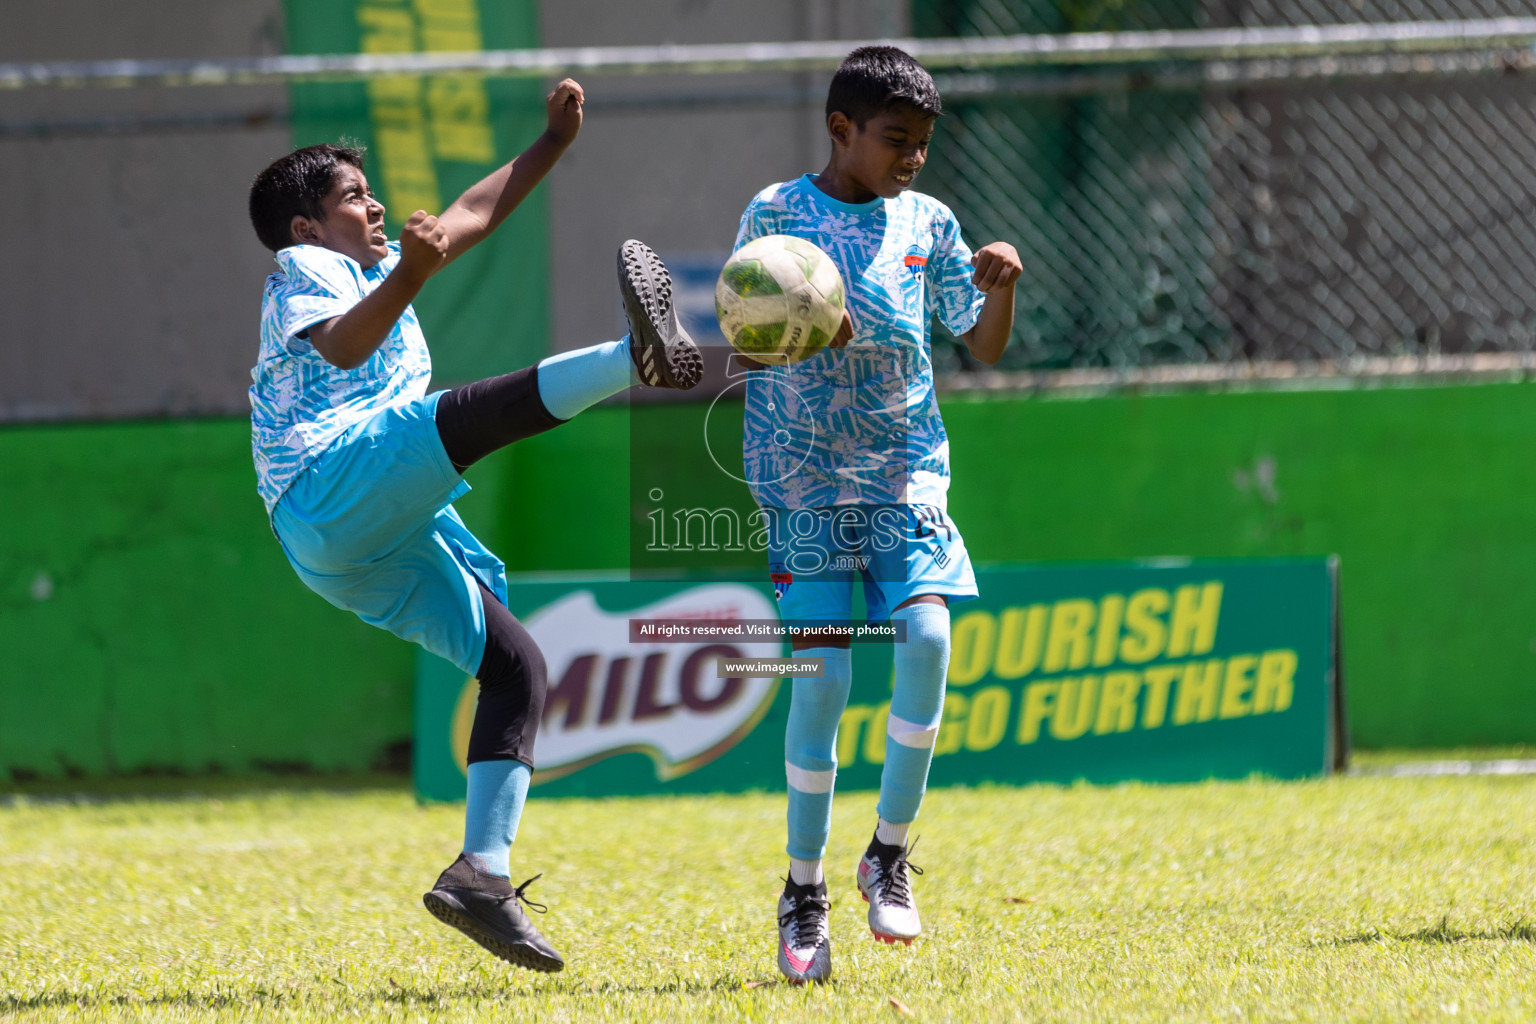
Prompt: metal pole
<box><xmin>4</xmin><ymin>19</ymin><xmax>1536</xmax><ymax>90</ymax></box>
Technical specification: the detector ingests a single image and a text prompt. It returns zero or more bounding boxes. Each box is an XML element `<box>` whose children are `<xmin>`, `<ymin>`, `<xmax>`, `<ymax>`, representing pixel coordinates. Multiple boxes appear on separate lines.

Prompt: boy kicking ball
<box><xmin>246</xmin><ymin>79</ymin><xmax>699</xmax><ymax>972</ymax></box>
<box><xmin>729</xmin><ymin>47</ymin><xmax>1022</xmax><ymax>983</ymax></box>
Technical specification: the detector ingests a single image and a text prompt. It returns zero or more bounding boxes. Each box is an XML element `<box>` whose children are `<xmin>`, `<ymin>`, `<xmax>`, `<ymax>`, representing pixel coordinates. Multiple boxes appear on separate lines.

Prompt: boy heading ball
<box><xmin>728</xmin><ymin>45</ymin><xmax>1023</xmax><ymax>985</ymax></box>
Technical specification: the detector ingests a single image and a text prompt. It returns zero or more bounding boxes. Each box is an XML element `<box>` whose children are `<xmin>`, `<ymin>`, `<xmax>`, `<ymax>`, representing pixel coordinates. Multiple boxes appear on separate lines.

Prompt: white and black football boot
<box><xmin>422</xmin><ymin>853</ymin><xmax>564</xmax><ymax>972</ymax></box>
<box><xmin>776</xmin><ymin>876</ymin><xmax>833</xmax><ymax>985</ymax></box>
<box><xmin>856</xmin><ymin>835</ymin><xmax>923</xmax><ymax>945</ymax></box>
<box><xmin>617</xmin><ymin>239</ymin><xmax>704</xmax><ymax>389</ymax></box>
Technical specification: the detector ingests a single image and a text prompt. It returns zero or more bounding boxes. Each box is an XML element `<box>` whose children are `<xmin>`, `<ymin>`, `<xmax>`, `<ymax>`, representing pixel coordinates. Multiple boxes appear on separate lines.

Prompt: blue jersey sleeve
<box><xmin>732</xmin><ymin>198</ymin><xmax>774</xmax><ymax>253</ymax></box>
<box><xmin>270</xmin><ymin>245</ymin><xmax>364</xmax><ymax>352</ymax></box>
<box><xmin>927</xmin><ymin>208</ymin><xmax>987</xmax><ymax>337</ymax></box>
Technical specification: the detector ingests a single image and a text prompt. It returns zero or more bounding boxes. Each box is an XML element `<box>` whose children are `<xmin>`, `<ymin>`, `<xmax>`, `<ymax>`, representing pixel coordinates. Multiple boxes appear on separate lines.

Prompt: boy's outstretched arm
<box><xmin>961</xmin><ymin>242</ymin><xmax>1023</xmax><ymax>366</ymax></box>
<box><xmin>437</xmin><ymin>78</ymin><xmax>584</xmax><ymax>264</ymax></box>
<box><xmin>306</xmin><ymin>211</ymin><xmax>448</xmax><ymax>369</ymax></box>
<box><xmin>306</xmin><ymin>80</ymin><xmax>582</xmax><ymax>370</ymax></box>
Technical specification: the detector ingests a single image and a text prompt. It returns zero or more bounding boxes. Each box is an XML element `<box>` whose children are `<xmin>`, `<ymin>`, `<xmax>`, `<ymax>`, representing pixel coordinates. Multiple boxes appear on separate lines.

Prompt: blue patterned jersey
<box><xmin>734</xmin><ymin>175</ymin><xmax>986</xmax><ymax>510</ymax></box>
<box><xmin>250</xmin><ymin>242</ymin><xmax>432</xmax><ymax>511</ymax></box>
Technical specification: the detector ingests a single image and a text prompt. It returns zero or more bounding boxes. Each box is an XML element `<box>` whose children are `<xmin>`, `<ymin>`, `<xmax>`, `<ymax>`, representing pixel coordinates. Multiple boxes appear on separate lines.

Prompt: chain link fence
<box><xmin>918</xmin><ymin>0</ymin><xmax>1536</xmax><ymax>372</ymax></box>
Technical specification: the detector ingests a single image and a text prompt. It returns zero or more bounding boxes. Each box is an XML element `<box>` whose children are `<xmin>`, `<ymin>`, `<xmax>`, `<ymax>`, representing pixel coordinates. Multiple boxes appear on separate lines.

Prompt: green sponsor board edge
<box><xmin>415</xmin><ymin>558</ymin><xmax>1342</xmax><ymax>802</ymax></box>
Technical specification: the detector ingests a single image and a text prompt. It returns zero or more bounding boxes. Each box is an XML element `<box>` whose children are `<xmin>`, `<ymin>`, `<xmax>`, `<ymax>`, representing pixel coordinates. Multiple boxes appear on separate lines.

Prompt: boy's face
<box><xmin>831</xmin><ymin>106</ymin><xmax>936</xmax><ymax>200</ymax></box>
<box><xmin>289</xmin><ymin>163</ymin><xmax>389</xmax><ymax>267</ymax></box>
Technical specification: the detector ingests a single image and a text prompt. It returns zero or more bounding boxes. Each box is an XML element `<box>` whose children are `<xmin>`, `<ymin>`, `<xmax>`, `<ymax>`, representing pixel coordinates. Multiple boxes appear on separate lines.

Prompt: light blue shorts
<box><xmin>270</xmin><ymin>392</ymin><xmax>505</xmax><ymax>676</ymax></box>
<box><xmin>767</xmin><ymin>504</ymin><xmax>978</xmax><ymax>624</ymax></box>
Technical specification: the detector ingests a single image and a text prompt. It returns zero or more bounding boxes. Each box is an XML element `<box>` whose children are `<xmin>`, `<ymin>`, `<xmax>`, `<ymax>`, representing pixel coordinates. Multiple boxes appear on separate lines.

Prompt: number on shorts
<box><xmin>913</xmin><ymin>504</ymin><xmax>954</xmax><ymax>543</ymax></box>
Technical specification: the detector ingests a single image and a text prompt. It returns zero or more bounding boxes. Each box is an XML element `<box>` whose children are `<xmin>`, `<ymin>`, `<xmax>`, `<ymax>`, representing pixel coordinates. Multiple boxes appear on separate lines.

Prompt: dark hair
<box><xmin>825</xmin><ymin>45</ymin><xmax>942</xmax><ymax>127</ymax></box>
<box><xmin>248</xmin><ymin>142</ymin><xmax>367</xmax><ymax>252</ymax></box>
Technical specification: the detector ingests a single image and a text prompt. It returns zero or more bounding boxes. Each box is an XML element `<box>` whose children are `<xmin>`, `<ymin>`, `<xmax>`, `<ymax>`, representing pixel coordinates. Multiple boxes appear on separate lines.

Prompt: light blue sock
<box><xmin>535</xmin><ymin>337</ymin><xmax>639</xmax><ymax>420</ymax></box>
<box><xmin>877</xmin><ymin>603</ymin><xmax>951</xmax><ymax>826</ymax></box>
<box><xmin>462</xmin><ymin>759</ymin><xmax>531</xmax><ymax>878</ymax></box>
<box><xmin>785</xmin><ymin>647</ymin><xmax>853</xmax><ymax>861</ymax></box>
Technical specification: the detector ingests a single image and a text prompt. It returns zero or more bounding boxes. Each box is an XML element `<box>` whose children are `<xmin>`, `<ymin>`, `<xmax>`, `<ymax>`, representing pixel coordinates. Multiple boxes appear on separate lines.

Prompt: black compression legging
<box><xmin>433</xmin><ymin>365</ymin><xmax>564</xmax><ymax>767</ymax></box>
<box><xmin>434</xmin><ymin>364</ymin><xmax>565</xmax><ymax>474</ymax></box>
<box><xmin>468</xmin><ymin>581</ymin><xmax>548</xmax><ymax>767</ymax></box>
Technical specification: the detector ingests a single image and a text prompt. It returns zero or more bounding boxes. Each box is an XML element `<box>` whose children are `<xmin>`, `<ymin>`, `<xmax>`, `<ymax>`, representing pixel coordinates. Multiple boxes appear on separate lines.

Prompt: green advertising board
<box><xmin>415</xmin><ymin>558</ymin><xmax>1342</xmax><ymax>801</ymax></box>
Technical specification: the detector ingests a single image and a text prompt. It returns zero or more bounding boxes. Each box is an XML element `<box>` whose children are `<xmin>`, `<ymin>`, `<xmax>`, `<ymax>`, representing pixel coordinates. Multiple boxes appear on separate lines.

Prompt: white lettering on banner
<box><xmin>526</xmin><ymin>585</ymin><xmax>781</xmax><ymax>781</ymax></box>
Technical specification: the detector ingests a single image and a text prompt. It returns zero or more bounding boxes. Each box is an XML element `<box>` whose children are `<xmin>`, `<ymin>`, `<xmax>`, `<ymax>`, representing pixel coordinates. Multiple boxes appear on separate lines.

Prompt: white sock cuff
<box><xmin>785</xmin><ymin>761</ymin><xmax>836</xmax><ymax>794</ymax></box>
<box><xmin>886</xmin><ymin>711</ymin><xmax>940</xmax><ymax>749</ymax></box>
<box><xmin>789</xmin><ymin>857</ymin><xmax>824</xmax><ymax>885</ymax></box>
<box><xmin>875</xmin><ymin>817</ymin><xmax>912</xmax><ymax>847</ymax></box>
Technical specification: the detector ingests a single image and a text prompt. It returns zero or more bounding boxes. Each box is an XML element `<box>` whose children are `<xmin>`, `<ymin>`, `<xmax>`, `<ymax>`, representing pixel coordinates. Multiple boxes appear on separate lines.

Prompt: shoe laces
<box><xmin>872</xmin><ymin>837</ymin><xmax>923</xmax><ymax>910</ymax></box>
<box><xmin>493</xmin><ymin>873</ymin><xmax>549</xmax><ymax>915</ymax></box>
<box><xmin>777</xmin><ymin>880</ymin><xmax>830</xmax><ymax>945</ymax></box>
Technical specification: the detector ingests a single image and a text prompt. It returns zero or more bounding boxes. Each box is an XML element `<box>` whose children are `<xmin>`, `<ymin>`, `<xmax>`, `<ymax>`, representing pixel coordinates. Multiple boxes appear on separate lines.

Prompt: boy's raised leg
<box><xmin>538</xmin><ymin>239</ymin><xmax>703</xmax><ymax>413</ymax></box>
<box><xmin>435</xmin><ymin>241</ymin><xmax>700</xmax><ymax>473</ymax></box>
<box><xmin>618</xmin><ymin>239</ymin><xmax>703</xmax><ymax>389</ymax></box>
<box><xmin>535</xmin><ymin>338</ymin><xmax>635</xmax><ymax>420</ymax></box>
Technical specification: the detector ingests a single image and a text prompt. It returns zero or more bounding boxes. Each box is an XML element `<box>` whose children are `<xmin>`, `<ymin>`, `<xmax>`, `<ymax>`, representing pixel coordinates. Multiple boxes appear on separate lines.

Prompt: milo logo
<box><xmin>452</xmin><ymin>584</ymin><xmax>781</xmax><ymax>782</ymax></box>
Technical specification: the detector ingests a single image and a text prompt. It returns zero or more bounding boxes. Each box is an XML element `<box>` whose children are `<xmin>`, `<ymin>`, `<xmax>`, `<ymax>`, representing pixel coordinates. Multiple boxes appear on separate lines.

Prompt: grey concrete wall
<box><xmin>541</xmin><ymin>0</ymin><xmax>909</xmax><ymax>356</ymax></box>
<box><xmin>1</xmin><ymin>0</ymin><xmax>909</xmax><ymax>420</ymax></box>
<box><xmin>0</xmin><ymin>0</ymin><xmax>292</xmax><ymax>421</ymax></box>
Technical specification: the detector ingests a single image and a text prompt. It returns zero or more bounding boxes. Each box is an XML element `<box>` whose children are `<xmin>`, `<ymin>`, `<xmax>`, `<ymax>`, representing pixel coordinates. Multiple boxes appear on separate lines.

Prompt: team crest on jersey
<box><xmin>770</xmin><ymin>565</ymin><xmax>794</xmax><ymax>600</ymax></box>
<box><xmin>903</xmin><ymin>245</ymin><xmax>929</xmax><ymax>279</ymax></box>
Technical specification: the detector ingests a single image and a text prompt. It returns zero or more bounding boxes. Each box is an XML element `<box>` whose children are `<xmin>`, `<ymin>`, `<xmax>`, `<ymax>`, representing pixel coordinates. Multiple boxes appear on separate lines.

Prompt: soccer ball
<box><xmin>715</xmin><ymin>235</ymin><xmax>845</xmax><ymax>364</ymax></box>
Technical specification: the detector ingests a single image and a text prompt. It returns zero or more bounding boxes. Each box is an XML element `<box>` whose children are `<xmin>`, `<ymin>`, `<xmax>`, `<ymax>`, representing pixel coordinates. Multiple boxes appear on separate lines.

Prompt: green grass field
<box><xmin>5</xmin><ymin>761</ymin><xmax>1536</xmax><ymax>1022</ymax></box>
